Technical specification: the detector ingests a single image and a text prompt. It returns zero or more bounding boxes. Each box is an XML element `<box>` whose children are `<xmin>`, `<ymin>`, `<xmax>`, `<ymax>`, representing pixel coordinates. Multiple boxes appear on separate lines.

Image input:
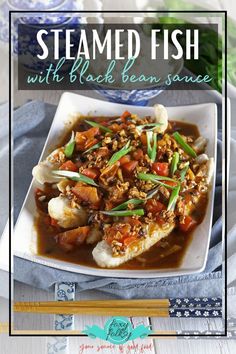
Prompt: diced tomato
<box><xmin>105</xmin><ymin>224</ymin><xmax>131</xmax><ymax>244</ymax></box>
<box><xmin>72</xmin><ymin>182</ymin><xmax>101</xmax><ymax>208</ymax></box>
<box><xmin>59</xmin><ymin>160</ymin><xmax>78</xmax><ymax>172</ymax></box>
<box><xmin>179</xmin><ymin>215</ymin><xmax>197</xmax><ymax>232</ymax></box>
<box><xmin>84</xmin><ymin>138</ymin><xmax>99</xmax><ymax>150</ymax></box>
<box><xmin>163</xmin><ymin>180</ymin><xmax>179</xmax><ymax>187</ymax></box>
<box><xmin>152</xmin><ymin>162</ymin><xmax>169</xmax><ymax>177</ymax></box>
<box><xmin>123</xmin><ymin>236</ymin><xmax>137</xmax><ymax>247</ymax></box>
<box><xmin>75</xmin><ymin>127</ymin><xmax>100</xmax><ymax>151</ymax></box>
<box><xmin>122</xmin><ymin>161</ymin><xmax>138</xmax><ymax>175</ymax></box>
<box><xmin>132</xmin><ymin>148</ymin><xmax>144</xmax><ymax>161</ymax></box>
<box><xmin>119</xmin><ymin>154</ymin><xmax>131</xmax><ymax>165</ymax></box>
<box><xmin>140</xmin><ymin>132</ymin><xmax>147</xmax><ymax>145</ymax></box>
<box><xmin>145</xmin><ymin>199</ymin><xmax>165</xmax><ymax>214</ymax></box>
<box><xmin>82</xmin><ymin>168</ymin><xmax>100</xmax><ymax>179</ymax></box>
<box><xmin>121</xmin><ymin>110</ymin><xmax>131</xmax><ymax>121</ymax></box>
<box><xmin>58</xmin><ymin>226</ymin><xmax>90</xmax><ymax>251</ymax></box>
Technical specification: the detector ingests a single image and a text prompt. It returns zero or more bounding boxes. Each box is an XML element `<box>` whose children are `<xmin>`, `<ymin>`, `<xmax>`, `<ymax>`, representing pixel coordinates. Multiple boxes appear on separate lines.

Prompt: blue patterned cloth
<box><xmin>13</xmin><ymin>99</ymin><xmax>223</xmax><ymax>299</ymax></box>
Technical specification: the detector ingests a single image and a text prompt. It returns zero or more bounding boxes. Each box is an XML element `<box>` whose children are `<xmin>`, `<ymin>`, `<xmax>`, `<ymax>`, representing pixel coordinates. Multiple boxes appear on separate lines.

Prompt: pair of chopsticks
<box><xmin>14</xmin><ymin>298</ymin><xmax>222</xmax><ymax>318</ymax></box>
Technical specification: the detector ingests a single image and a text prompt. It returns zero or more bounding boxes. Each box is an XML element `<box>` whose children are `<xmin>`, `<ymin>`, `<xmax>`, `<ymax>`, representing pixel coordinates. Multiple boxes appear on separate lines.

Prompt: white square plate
<box><xmin>13</xmin><ymin>93</ymin><xmax>217</xmax><ymax>278</ymax></box>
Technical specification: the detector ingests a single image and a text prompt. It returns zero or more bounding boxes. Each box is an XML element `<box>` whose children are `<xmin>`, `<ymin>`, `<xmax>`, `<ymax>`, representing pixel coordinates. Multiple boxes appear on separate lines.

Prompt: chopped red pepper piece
<box><xmin>119</xmin><ymin>154</ymin><xmax>131</xmax><ymax>165</ymax></box>
<box><xmin>59</xmin><ymin>160</ymin><xmax>78</xmax><ymax>172</ymax></box>
<box><xmin>121</xmin><ymin>110</ymin><xmax>131</xmax><ymax>121</ymax></box>
<box><xmin>152</xmin><ymin>162</ymin><xmax>169</xmax><ymax>177</ymax></box>
<box><xmin>82</xmin><ymin>168</ymin><xmax>100</xmax><ymax>179</ymax></box>
<box><xmin>132</xmin><ymin>148</ymin><xmax>144</xmax><ymax>161</ymax></box>
<box><xmin>179</xmin><ymin>215</ymin><xmax>197</xmax><ymax>232</ymax></box>
<box><xmin>122</xmin><ymin>160</ymin><xmax>138</xmax><ymax>175</ymax></box>
<box><xmin>145</xmin><ymin>199</ymin><xmax>165</xmax><ymax>214</ymax></box>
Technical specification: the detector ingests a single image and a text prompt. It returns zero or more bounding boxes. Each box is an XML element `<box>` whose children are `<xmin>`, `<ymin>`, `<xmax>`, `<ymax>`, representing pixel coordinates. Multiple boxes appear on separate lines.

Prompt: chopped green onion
<box><xmin>137</xmin><ymin>173</ymin><xmax>177</xmax><ymax>190</ymax></box>
<box><xmin>173</xmin><ymin>132</ymin><xmax>197</xmax><ymax>158</ymax></box>
<box><xmin>150</xmin><ymin>133</ymin><xmax>157</xmax><ymax>162</ymax></box>
<box><xmin>170</xmin><ymin>152</ymin><xmax>179</xmax><ymax>176</ymax></box>
<box><xmin>64</xmin><ymin>131</ymin><xmax>75</xmax><ymax>158</ymax></box>
<box><xmin>83</xmin><ymin>142</ymin><xmax>102</xmax><ymax>154</ymax></box>
<box><xmin>52</xmin><ymin>170</ymin><xmax>98</xmax><ymax>187</ymax></box>
<box><xmin>85</xmin><ymin>120</ymin><xmax>112</xmax><ymax>133</ymax></box>
<box><xmin>146</xmin><ymin>131</ymin><xmax>153</xmax><ymax>158</ymax></box>
<box><xmin>179</xmin><ymin>162</ymin><xmax>190</xmax><ymax>182</ymax></box>
<box><xmin>108</xmin><ymin>140</ymin><xmax>132</xmax><ymax>166</ymax></box>
<box><xmin>146</xmin><ymin>131</ymin><xmax>157</xmax><ymax>162</ymax></box>
<box><xmin>136</xmin><ymin>123</ymin><xmax>162</xmax><ymax>133</ymax></box>
<box><xmin>111</xmin><ymin>199</ymin><xmax>144</xmax><ymax>211</ymax></box>
<box><xmin>102</xmin><ymin>209</ymin><xmax>145</xmax><ymax>217</ymax></box>
<box><xmin>167</xmin><ymin>184</ymin><xmax>181</xmax><ymax>211</ymax></box>
<box><xmin>138</xmin><ymin>173</ymin><xmax>176</xmax><ymax>182</ymax></box>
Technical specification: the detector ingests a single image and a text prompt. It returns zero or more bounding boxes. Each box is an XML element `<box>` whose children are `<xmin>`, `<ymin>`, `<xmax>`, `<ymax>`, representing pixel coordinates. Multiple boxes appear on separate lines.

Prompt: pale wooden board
<box><xmin>150</xmin><ymin>316</ymin><xmax>224</xmax><ymax>332</ymax></box>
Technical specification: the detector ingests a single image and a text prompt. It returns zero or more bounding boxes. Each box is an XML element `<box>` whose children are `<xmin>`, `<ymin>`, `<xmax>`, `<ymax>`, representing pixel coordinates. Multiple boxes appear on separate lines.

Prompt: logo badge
<box><xmin>82</xmin><ymin>317</ymin><xmax>152</xmax><ymax>344</ymax></box>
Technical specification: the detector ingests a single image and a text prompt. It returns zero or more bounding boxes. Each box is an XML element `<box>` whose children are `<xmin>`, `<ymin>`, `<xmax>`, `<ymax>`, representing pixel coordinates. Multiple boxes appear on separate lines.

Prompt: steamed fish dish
<box><xmin>33</xmin><ymin>105</ymin><xmax>213</xmax><ymax>269</ymax></box>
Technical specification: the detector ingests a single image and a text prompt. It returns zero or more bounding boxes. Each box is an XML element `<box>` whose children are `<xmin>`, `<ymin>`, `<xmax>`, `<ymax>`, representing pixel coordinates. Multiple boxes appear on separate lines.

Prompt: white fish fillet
<box><xmin>48</xmin><ymin>195</ymin><xmax>87</xmax><ymax>228</ymax></box>
<box><xmin>92</xmin><ymin>157</ymin><xmax>214</xmax><ymax>268</ymax></box>
<box><xmin>32</xmin><ymin>148</ymin><xmax>65</xmax><ymax>184</ymax></box>
<box><xmin>154</xmin><ymin>104</ymin><xmax>168</xmax><ymax>133</ymax></box>
<box><xmin>92</xmin><ymin>223</ymin><xmax>175</xmax><ymax>268</ymax></box>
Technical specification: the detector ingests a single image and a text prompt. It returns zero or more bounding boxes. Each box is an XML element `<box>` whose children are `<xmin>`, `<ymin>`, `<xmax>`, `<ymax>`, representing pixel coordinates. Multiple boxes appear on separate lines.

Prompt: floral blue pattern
<box><xmin>47</xmin><ymin>282</ymin><xmax>76</xmax><ymax>354</ymax></box>
<box><xmin>0</xmin><ymin>0</ymin><xmax>83</xmax><ymax>52</ymax></box>
<box><xmin>169</xmin><ymin>297</ymin><xmax>222</xmax><ymax>308</ymax></box>
<box><xmin>95</xmin><ymin>88</ymin><xmax>165</xmax><ymax>106</ymax></box>
<box><xmin>169</xmin><ymin>308</ymin><xmax>222</xmax><ymax>318</ymax></box>
<box><xmin>55</xmin><ymin>282</ymin><xmax>76</xmax><ymax>330</ymax></box>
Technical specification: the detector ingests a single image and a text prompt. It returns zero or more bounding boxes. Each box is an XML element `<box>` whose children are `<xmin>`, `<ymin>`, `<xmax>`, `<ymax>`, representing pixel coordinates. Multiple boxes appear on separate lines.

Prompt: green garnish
<box><xmin>167</xmin><ymin>185</ymin><xmax>181</xmax><ymax>211</ymax></box>
<box><xmin>64</xmin><ymin>131</ymin><xmax>75</xmax><ymax>158</ymax></box>
<box><xmin>52</xmin><ymin>170</ymin><xmax>98</xmax><ymax>187</ymax></box>
<box><xmin>146</xmin><ymin>131</ymin><xmax>157</xmax><ymax>162</ymax></box>
<box><xmin>173</xmin><ymin>132</ymin><xmax>197</xmax><ymax>158</ymax></box>
<box><xmin>170</xmin><ymin>152</ymin><xmax>179</xmax><ymax>176</ymax></box>
<box><xmin>151</xmin><ymin>133</ymin><xmax>157</xmax><ymax>162</ymax></box>
<box><xmin>108</xmin><ymin>141</ymin><xmax>132</xmax><ymax>166</ymax></box>
<box><xmin>138</xmin><ymin>173</ymin><xmax>176</xmax><ymax>182</ymax></box>
<box><xmin>111</xmin><ymin>199</ymin><xmax>144</xmax><ymax>211</ymax></box>
<box><xmin>179</xmin><ymin>162</ymin><xmax>190</xmax><ymax>182</ymax></box>
<box><xmin>85</xmin><ymin>120</ymin><xmax>112</xmax><ymax>133</ymax></box>
<box><xmin>102</xmin><ymin>209</ymin><xmax>145</xmax><ymax>217</ymax></box>
<box><xmin>83</xmin><ymin>142</ymin><xmax>102</xmax><ymax>154</ymax></box>
<box><xmin>137</xmin><ymin>173</ymin><xmax>177</xmax><ymax>190</ymax></box>
<box><xmin>136</xmin><ymin>123</ymin><xmax>162</xmax><ymax>133</ymax></box>
<box><xmin>147</xmin><ymin>131</ymin><xmax>153</xmax><ymax>158</ymax></box>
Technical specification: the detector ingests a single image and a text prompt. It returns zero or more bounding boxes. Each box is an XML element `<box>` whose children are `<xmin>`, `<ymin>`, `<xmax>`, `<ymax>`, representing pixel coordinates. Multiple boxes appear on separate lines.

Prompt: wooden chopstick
<box><xmin>14</xmin><ymin>299</ymin><xmax>169</xmax><ymax>309</ymax></box>
<box><xmin>14</xmin><ymin>305</ymin><xmax>169</xmax><ymax>317</ymax></box>
<box><xmin>13</xmin><ymin>298</ymin><xmax>222</xmax><ymax>317</ymax></box>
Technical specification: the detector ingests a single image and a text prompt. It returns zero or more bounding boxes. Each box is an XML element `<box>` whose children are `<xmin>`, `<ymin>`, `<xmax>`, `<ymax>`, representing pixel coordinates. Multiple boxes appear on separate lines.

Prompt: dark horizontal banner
<box><xmin>17</xmin><ymin>22</ymin><xmax>220</xmax><ymax>90</ymax></box>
